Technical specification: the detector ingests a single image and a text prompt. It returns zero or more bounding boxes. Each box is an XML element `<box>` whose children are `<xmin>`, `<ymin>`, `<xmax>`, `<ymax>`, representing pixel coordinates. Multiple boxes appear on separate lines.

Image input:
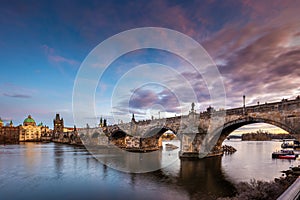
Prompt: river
<box><xmin>0</xmin><ymin>140</ymin><xmax>299</xmax><ymax>200</ymax></box>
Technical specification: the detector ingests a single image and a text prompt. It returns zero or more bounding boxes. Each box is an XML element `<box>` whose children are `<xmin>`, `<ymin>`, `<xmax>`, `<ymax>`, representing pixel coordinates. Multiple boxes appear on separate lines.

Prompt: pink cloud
<box><xmin>42</xmin><ymin>45</ymin><xmax>79</xmax><ymax>67</ymax></box>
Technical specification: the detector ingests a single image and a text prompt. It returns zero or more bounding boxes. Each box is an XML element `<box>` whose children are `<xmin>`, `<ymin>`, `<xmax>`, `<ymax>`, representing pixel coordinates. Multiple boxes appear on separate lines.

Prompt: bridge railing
<box><xmin>225</xmin><ymin>98</ymin><xmax>300</xmax><ymax>115</ymax></box>
<box><xmin>277</xmin><ymin>176</ymin><xmax>300</xmax><ymax>200</ymax></box>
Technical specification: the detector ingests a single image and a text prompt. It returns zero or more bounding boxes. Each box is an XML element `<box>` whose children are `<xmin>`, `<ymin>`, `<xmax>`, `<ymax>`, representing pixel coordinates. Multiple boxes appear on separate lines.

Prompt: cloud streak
<box><xmin>0</xmin><ymin>83</ymin><xmax>35</xmax><ymax>99</ymax></box>
<box><xmin>42</xmin><ymin>45</ymin><xmax>80</xmax><ymax>67</ymax></box>
<box><xmin>3</xmin><ymin>93</ymin><xmax>31</xmax><ymax>98</ymax></box>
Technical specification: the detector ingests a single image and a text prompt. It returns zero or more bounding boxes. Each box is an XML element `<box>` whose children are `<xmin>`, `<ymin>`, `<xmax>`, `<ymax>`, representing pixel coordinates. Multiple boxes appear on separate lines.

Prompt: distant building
<box><xmin>0</xmin><ymin>115</ymin><xmax>51</xmax><ymax>143</ymax></box>
<box><xmin>38</xmin><ymin>122</ymin><xmax>52</xmax><ymax>138</ymax></box>
<box><xmin>20</xmin><ymin>115</ymin><xmax>43</xmax><ymax>141</ymax></box>
<box><xmin>52</xmin><ymin>114</ymin><xmax>80</xmax><ymax>141</ymax></box>
<box><xmin>53</xmin><ymin>113</ymin><xmax>64</xmax><ymax>133</ymax></box>
<box><xmin>53</xmin><ymin>113</ymin><xmax>78</xmax><ymax>134</ymax></box>
<box><xmin>0</xmin><ymin>118</ymin><xmax>20</xmax><ymax>144</ymax></box>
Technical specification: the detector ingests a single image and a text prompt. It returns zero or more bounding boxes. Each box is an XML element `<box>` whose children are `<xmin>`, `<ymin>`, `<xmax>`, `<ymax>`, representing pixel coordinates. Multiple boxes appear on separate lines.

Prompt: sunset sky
<box><xmin>1</xmin><ymin>0</ymin><xmax>300</xmax><ymax>133</ymax></box>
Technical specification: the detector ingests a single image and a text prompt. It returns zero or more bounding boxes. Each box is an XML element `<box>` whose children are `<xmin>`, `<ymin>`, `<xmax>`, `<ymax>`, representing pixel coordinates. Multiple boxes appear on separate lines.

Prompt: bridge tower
<box><xmin>53</xmin><ymin>114</ymin><xmax>64</xmax><ymax>134</ymax></box>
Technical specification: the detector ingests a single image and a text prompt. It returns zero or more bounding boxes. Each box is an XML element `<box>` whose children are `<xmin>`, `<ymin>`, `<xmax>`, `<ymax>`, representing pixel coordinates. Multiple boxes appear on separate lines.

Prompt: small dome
<box><xmin>38</xmin><ymin>122</ymin><xmax>43</xmax><ymax>126</ymax></box>
<box><xmin>23</xmin><ymin>115</ymin><xmax>36</xmax><ymax>126</ymax></box>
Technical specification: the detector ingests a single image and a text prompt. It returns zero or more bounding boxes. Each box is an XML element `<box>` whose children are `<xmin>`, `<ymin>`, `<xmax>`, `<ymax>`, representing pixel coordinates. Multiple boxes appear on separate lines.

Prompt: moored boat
<box><xmin>281</xmin><ymin>140</ymin><xmax>300</xmax><ymax>149</ymax></box>
<box><xmin>278</xmin><ymin>155</ymin><xmax>297</xmax><ymax>159</ymax></box>
<box><xmin>272</xmin><ymin>149</ymin><xmax>298</xmax><ymax>159</ymax></box>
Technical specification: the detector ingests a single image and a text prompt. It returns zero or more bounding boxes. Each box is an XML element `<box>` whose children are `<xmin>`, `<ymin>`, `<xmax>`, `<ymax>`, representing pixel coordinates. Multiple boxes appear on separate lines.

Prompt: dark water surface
<box><xmin>0</xmin><ymin>140</ymin><xmax>299</xmax><ymax>200</ymax></box>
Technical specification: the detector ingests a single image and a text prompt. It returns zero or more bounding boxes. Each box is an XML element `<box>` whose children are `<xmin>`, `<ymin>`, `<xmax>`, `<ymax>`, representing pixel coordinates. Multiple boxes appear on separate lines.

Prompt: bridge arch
<box><xmin>110</xmin><ymin>129</ymin><xmax>128</xmax><ymax>139</ymax></box>
<box><xmin>143</xmin><ymin>126</ymin><xmax>177</xmax><ymax>139</ymax></box>
<box><xmin>214</xmin><ymin>116</ymin><xmax>297</xmax><ymax>146</ymax></box>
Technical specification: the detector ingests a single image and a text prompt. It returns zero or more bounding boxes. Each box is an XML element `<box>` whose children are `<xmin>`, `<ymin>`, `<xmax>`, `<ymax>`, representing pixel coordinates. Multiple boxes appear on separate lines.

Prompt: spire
<box><xmin>9</xmin><ymin>120</ymin><xmax>13</xmax><ymax>127</ymax></box>
<box><xmin>100</xmin><ymin>117</ymin><xmax>103</xmax><ymax>127</ymax></box>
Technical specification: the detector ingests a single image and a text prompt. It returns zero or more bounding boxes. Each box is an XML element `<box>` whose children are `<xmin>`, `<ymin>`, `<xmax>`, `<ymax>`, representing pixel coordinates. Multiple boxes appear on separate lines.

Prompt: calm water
<box><xmin>0</xmin><ymin>140</ymin><xmax>299</xmax><ymax>200</ymax></box>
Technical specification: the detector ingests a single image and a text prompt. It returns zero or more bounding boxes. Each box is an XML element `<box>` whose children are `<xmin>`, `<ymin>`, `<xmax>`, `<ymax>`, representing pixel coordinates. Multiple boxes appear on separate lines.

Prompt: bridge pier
<box><xmin>179</xmin><ymin>148</ymin><xmax>223</xmax><ymax>159</ymax></box>
<box><xmin>179</xmin><ymin>132</ymin><xmax>223</xmax><ymax>159</ymax></box>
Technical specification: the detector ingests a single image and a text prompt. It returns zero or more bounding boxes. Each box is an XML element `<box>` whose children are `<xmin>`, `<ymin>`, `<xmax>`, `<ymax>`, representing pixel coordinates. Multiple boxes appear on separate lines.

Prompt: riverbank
<box><xmin>218</xmin><ymin>167</ymin><xmax>299</xmax><ymax>200</ymax></box>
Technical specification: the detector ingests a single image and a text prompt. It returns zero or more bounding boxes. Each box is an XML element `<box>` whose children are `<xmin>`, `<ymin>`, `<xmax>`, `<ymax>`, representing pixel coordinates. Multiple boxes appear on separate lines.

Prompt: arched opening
<box><xmin>229</xmin><ymin>123</ymin><xmax>292</xmax><ymax>140</ymax></box>
<box><xmin>110</xmin><ymin>130</ymin><xmax>127</xmax><ymax>139</ymax></box>
<box><xmin>161</xmin><ymin>130</ymin><xmax>177</xmax><ymax>141</ymax></box>
<box><xmin>110</xmin><ymin>130</ymin><xmax>128</xmax><ymax>148</ymax></box>
<box><xmin>220</xmin><ymin>118</ymin><xmax>298</xmax><ymax>182</ymax></box>
<box><xmin>161</xmin><ymin>130</ymin><xmax>179</xmax><ymax>151</ymax></box>
<box><xmin>216</xmin><ymin>117</ymin><xmax>297</xmax><ymax>147</ymax></box>
<box><xmin>144</xmin><ymin>127</ymin><xmax>175</xmax><ymax>138</ymax></box>
<box><xmin>143</xmin><ymin>127</ymin><xmax>179</xmax><ymax>150</ymax></box>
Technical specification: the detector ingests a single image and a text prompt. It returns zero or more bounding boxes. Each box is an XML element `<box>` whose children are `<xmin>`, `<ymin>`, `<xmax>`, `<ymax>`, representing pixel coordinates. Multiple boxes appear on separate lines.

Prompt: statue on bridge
<box><xmin>191</xmin><ymin>102</ymin><xmax>195</xmax><ymax>113</ymax></box>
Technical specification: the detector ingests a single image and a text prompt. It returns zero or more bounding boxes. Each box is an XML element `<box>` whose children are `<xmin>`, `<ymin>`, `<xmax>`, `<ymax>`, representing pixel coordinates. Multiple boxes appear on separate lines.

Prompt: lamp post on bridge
<box><xmin>243</xmin><ymin>95</ymin><xmax>246</xmax><ymax>115</ymax></box>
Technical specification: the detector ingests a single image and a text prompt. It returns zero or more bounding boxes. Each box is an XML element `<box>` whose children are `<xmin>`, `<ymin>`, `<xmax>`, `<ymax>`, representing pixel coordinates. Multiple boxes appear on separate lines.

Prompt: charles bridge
<box><xmin>79</xmin><ymin>96</ymin><xmax>300</xmax><ymax>158</ymax></box>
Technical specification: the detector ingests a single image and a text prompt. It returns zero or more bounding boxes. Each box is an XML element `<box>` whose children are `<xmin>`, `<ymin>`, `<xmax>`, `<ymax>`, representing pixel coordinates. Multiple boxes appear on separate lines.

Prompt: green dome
<box><xmin>23</xmin><ymin>115</ymin><xmax>35</xmax><ymax>123</ymax></box>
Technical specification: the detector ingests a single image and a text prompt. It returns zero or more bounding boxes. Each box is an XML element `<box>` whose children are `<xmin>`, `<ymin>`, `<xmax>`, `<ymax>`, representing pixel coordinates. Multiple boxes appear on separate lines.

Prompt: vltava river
<box><xmin>0</xmin><ymin>140</ymin><xmax>299</xmax><ymax>200</ymax></box>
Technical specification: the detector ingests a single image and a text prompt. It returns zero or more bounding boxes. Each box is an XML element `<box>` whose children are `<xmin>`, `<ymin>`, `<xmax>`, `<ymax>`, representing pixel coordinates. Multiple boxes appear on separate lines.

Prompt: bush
<box><xmin>218</xmin><ymin>176</ymin><xmax>297</xmax><ymax>200</ymax></box>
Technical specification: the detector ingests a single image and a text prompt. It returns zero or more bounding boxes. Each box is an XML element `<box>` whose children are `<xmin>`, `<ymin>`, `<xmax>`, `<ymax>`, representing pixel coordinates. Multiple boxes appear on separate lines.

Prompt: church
<box><xmin>0</xmin><ymin>115</ymin><xmax>51</xmax><ymax>143</ymax></box>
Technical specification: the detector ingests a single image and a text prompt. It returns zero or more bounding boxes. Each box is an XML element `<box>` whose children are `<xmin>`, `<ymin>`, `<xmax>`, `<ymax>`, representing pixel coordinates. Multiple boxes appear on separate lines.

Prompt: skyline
<box><xmin>1</xmin><ymin>1</ymin><xmax>300</xmax><ymax>134</ymax></box>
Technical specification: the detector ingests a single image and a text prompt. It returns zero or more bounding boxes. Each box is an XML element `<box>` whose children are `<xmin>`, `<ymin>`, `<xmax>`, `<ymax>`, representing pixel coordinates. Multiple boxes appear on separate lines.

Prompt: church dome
<box><xmin>23</xmin><ymin>115</ymin><xmax>36</xmax><ymax>126</ymax></box>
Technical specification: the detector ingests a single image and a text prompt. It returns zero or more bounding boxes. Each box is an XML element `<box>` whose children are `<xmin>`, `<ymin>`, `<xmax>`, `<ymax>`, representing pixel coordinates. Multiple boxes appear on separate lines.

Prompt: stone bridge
<box><xmin>83</xmin><ymin>96</ymin><xmax>300</xmax><ymax>158</ymax></box>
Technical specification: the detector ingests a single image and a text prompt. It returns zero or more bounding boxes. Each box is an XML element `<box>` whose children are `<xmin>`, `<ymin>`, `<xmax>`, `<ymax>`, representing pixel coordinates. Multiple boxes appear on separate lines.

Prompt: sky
<box><xmin>0</xmin><ymin>0</ymin><xmax>300</xmax><ymax>133</ymax></box>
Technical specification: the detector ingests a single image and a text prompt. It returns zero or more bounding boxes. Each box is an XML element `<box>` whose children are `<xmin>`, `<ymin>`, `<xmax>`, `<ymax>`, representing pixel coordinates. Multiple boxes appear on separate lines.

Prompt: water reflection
<box><xmin>87</xmin><ymin>145</ymin><xmax>164</xmax><ymax>173</ymax></box>
<box><xmin>178</xmin><ymin>158</ymin><xmax>236</xmax><ymax>199</ymax></box>
<box><xmin>54</xmin><ymin>144</ymin><xmax>64</xmax><ymax>178</ymax></box>
<box><xmin>222</xmin><ymin>140</ymin><xmax>300</xmax><ymax>183</ymax></box>
<box><xmin>1</xmin><ymin>141</ymin><xmax>298</xmax><ymax>200</ymax></box>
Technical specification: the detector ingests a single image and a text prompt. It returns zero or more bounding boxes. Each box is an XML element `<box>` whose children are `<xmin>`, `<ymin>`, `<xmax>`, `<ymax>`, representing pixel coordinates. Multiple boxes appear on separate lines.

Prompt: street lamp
<box><xmin>243</xmin><ymin>95</ymin><xmax>246</xmax><ymax>115</ymax></box>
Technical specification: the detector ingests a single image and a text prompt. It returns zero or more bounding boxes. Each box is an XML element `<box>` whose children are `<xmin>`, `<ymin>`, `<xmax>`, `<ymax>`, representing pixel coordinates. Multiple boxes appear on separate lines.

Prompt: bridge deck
<box><xmin>277</xmin><ymin>176</ymin><xmax>300</xmax><ymax>200</ymax></box>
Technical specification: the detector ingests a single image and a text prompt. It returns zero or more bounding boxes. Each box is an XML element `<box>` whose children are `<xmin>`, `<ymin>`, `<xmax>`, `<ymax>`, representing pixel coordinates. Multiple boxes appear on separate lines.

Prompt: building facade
<box><xmin>19</xmin><ymin>115</ymin><xmax>42</xmax><ymax>141</ymax></box>
<box><xmin>0</xmin><ymin>119</ymin><xmax>20</xmax><ymax>144</ymax></box>
<box><xmin>0</xmin><ymin>116</ymin><xmax>51</xmax><ymax>143</ymax></box>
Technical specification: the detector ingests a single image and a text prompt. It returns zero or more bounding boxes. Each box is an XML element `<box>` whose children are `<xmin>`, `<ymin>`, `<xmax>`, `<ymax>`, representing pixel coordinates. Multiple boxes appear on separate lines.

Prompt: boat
<box><xmin>165</xmin><ymin>143</ymin><xmax>179</xmax><ymax>150</ymax></box>
<box><xmin>272</xmin><ymin>149</ymin><xmax>298</xmax><ymax>159</ymax></box>
<box><xmin>281</xmin><ymin>140</ymin><xmax>300</xmax><ymax>149</ymax></box>
<box><xmin>278</xmin><ymin>155</ymin><xmax>297</xmax><ymax>159</ymax></box>
<box><xmin>281</xmin><ymin>139</ymin><xmax>295</xmax><ymax>148</ymax></box>
<box><xmin>293</xmin><ymin>140</ymin><xmax>300</xmax><ymax>150</ymax></box>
